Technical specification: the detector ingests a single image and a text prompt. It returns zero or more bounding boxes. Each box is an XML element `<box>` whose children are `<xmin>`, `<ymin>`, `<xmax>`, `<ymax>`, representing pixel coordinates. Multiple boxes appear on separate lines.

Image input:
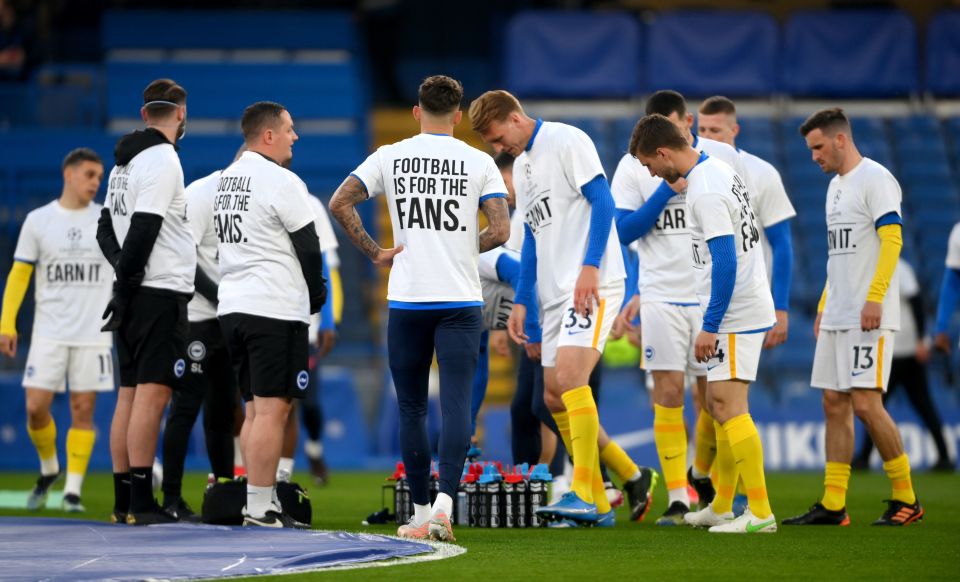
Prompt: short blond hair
<box><xmin>469</xmin><ymin>90</ymin><xmax>523</xmax><ymax>133</ymax></box>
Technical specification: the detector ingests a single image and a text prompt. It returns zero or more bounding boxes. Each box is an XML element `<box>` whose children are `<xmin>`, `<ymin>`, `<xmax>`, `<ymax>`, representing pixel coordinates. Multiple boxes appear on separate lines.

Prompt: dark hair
<box><xmin>62</xmin><ymin>147</ymin><xmax>102</xmax><ymax>171</ymax></box>
<box><xmin>699</xmin><ymin>95</ymin><xmax>736</xmax><ymax>117</ymax></box>
<box><xmin>418</xmin><ymin>75</ymin><xmax>463</xmax><ymax>115</ymax></box>
<box><xmin>142</xmin><ymin>78</ymin><xmax>186</xmax><ymax>117</ymax></box>
<box><xmin>494</xmin><ymin>152</ymin><xmax>515</xmax><ymax>170</ymax></box>
<box><xmin>799</xmin><ymin>107</ymin><xmax>851</xmax><ymax>137</ymax></box>
<box><xmin>241</xmin><ymin>101</ymin><xmax>288</xmax><ymax>141</ymax></box>
<box><xmin>645</xmin><ymin>90</ymin><xmax>687</xmax><ymax>117</ymax></box>
<box><xmin>629</xmin><ymin>114</ymin><xmax>689</xmax><ymax>157</ymax></box>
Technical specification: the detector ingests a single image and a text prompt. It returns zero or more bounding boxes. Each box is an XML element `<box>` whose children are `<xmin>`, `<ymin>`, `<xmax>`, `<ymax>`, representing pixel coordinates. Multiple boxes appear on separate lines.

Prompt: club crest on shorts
<box><xmin>188</xmin><ymin>341</ymin><xmax>206</xmax><ymax>362</ymax></box>
<box><xmin>297</xmin><ymin>370</ymin><xmax>309</xmax><ymax>390</ymax></box>
<box><xmin>25</xmin><ymin>365</ymin><xmax>34</xmax><ymax>378</ymax></box>
<box><xmin>174</xmin><ymin>359</ymin><xmax>186</xmax><ymax>378</ymax></box>
<box><xmin>644</xmin><ymin>346</ymin><xmax>655</xmax><ymax>361</ymax></box>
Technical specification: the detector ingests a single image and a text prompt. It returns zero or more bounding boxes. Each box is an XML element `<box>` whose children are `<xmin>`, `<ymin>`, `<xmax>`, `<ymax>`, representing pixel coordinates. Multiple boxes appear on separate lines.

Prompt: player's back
<box><xmin>215</xmin><ymin>151</ymin><xmax>316</xmax><ymax>323</ymax></box>
<box><xmin>513</xmin><ymin>121</ymin><xmax>625</xmax><ymax>308</ymax></box>
<box><xmin>351</xmin><ymin>133</ymin><xmax>506</xmax><ymax>304</ymax></box>
<box><xmin>686</xmin><ymin>156</ymin><xmax>774</xmax><ymax>333</ymax></box>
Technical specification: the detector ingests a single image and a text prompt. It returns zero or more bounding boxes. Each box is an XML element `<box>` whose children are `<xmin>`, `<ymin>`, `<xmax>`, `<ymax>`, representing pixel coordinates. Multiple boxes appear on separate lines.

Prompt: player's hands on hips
<box><xmin>490</xmin><ymin>330</ymin><xmax>510</xmax><ymax>357</ymax></box>
<box><xmin>695</xmin><ymin>330</ymin><xmax>717</xmax><ymax>363</ymax></box>
<box><xmin>934</xmin><ymin>332</ymin><xmax>952</xmax><ymax>354</ymax></box>
<box><xmin>507</xmin><ymin>303</ymin><xmax>528</xmax><ymax>345</ymax></box>
<box><xmin>574</xmin><ymin>265</ymin><xmax>600</xmax><ymax>317</ymax></box>
<box><xmin>764</xmin><ymin>310</ymin><xmax>789</xmax><ymax>348</ymax></box>
<box><xmin>0</xmin><ymin>333</ymin><xmax>16</xmax><ymax>358</ymax></box>
<box><xmin>861</xmin><ymin>300</ymin><xmax>882</xmax><ymax>331</ymax></box>
<box><xmin>374</xmin><ymin>245</ymin><xmax>404</xmax><ymax>267</ymax></box>
<box><xmin>524</xmin><ymin>342</ymin><xmax>541</xmax><ymax>361</ymax></box>
<box><xmin>666</xmin><ymin>177</ymin><xmax>688</xmax><ymax>194</ymax></box>
<box><xmin>611</xmin><ymin>295</ymin><xmax>639</xmax><ymax>340</ymax></box>
<box><xmin>317</xmin><ymin>328</ymin><xmax>337</xmax><ymax>358</ymax></box>
<box><xmin>814</xmin><ymin>311</ymin><xmax>822</xmax><ymax>339</ymax></box>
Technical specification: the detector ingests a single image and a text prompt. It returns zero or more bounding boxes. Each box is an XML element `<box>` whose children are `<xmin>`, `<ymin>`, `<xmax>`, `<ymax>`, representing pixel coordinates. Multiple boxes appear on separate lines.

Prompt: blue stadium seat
<box><xmin>925</xmin><ymin>10</ymin><xmax>960</xmax><ymax>95</ymax></box>
<box><xmin>105</xmin><ymin>61</ymin><xmax>363</xmax><ymax>121</ymax></box>
<box><xmin>783</xmin><ymin>10</ymin><xmax>919</xmax><ymax>97</ymax></box>
<box><xmin>646</xmin><ymin>10</ymin><xmax>777</xmax><ymax>96</ymax></box>
<box><xmin>904</xmin><ymin>183</ymin><xmax>960</xmax><ymax>209</ymax></box>
<box><xmin>900</xmin><ymin>160</ymin><xmax>953</xmax><ymax>184</ymax></box>
<box><xmin>101</xmin><ymin>10</ymin><xmax>359</xmax><ymax>51</ymax></box>
<box><xmin>890</xmin><ymin>115</ymin><xmax>943</xmax><ymax>137</ymax></box>
<box><xmin>504</xmin><ymin>11</ymin><xmax>642</xmax><ymax>98</ymax></box>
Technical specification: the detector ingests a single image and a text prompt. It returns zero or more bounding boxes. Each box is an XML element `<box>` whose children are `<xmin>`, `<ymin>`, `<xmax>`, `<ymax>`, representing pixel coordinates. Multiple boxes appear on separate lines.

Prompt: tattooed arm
<box><xmin>478</xmin><ymin>196</ymin><xmax>511</xmax><ymax>253</ymax></box>
<box><xmin>329</xmin><ymin>175</ymin><xmax>402</xmax><ymax>267</ymax></box>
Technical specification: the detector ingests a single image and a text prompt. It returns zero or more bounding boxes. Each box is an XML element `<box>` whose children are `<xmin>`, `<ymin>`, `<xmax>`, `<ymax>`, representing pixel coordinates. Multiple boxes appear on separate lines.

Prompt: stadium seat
<box><xmin>646</xmin><ymin>10</ymin><xmax>778</xmax><ymax>96</ymax></box>
<box><xmin>783</xmin><ymin>9</ymin><xmax>919</xmax><ymax>97</ymax></box>
<box><xmin>101</xmin><ymin>10</ymin><xmax>359</xmax><ymax>51</ymax></box>
<box><xmin>925</xmin><ymin>9</ymin><xmax>960</xmax><ymax>96</ymax></box>
<box><xmin>504</xmin><ymin>11</ymin><xmax>642</xmax><ymax>98</ymax></box>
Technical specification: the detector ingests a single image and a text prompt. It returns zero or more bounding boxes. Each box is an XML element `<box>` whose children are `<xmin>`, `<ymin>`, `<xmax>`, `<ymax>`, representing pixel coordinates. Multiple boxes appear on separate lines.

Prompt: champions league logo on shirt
<box><xmin>297</xmin><ymin>370</ymin><xmax>309</xmax><ymax>391</ymax></box>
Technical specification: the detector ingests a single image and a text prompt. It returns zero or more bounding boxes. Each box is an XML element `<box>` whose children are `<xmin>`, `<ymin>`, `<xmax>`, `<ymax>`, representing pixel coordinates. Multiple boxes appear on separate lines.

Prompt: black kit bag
<box><xmin>202</xmin><ymin>479</ymin><xmax>312</xmax><ymax>526</ymax></box>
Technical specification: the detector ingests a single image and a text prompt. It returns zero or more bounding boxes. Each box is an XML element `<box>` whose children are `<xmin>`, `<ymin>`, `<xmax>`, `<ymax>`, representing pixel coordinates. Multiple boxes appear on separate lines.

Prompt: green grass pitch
<box><xmin>1</xmin><ymin>470</ymin><xmax>958</xmax><ymax>580</ymax></box>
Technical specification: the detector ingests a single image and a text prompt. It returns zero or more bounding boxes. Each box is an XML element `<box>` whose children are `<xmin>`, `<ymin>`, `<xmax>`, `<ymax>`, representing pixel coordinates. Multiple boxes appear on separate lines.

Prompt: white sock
<box><xmin>413</xmin><ymin>503</ymin><xmax>431</xmax><ymax>525</ymax></box>
<box><xmin>691</xmin><ymin>467</ymin><xmax>709</xmax><ymax>480</ymax></box>
<box><xmin>668</xmin><ymin>487</ymin><xmax>690</xmax><ymax>507</ymax></box>
<box><xmin>277</xmin><ymin>457</ymin><xmax>295</xmax><ymax>478</ymax></box>
<box><xmin>64</xmin><ymin>472</ymin><xmax>83</xmax><ymax>497</ymax></box>
<box><xmin>233</xmin><ymin>437</ymin><xmax>244</xmax><ymax>467</ymax></box>
<box><xmin>304</xmin><ymin>439</ymin><xmax>323</xmax><ymax>460</ymax></box>
<box><xmin>626</xmin><ymin>470</ymin><xmax>642</xmax><ymax>483</ymax></box>
<box><xmin>246</xmin><ymin>485</ymin><xmax>274</xmax><ymax>518</ymax></box>
<box><xmin>40</xmin><ymin>456</ymin><xmax>59</xmax><ymax>476</ymax></box>
<box><xmin>431</xmin><ymin>493</ymin><xmax>453</xmax><ymax>518</ymax></box>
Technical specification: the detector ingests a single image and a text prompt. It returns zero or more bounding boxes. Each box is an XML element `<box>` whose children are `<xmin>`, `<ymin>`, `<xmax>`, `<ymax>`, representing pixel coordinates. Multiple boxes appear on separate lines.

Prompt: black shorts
<box><xmin>117</xmin><ymin>289</ymin><xmax>189</xmax><ymax>388</ymax></box>
<box><xmin>219</xmin><ymin>312</ymin><xmax>309</xmax><ymax>402</ymax></box>
<box><xmin>183</xmin><ymin>318</ymin><xmax>236</xmax><ymax>399</ymax></box>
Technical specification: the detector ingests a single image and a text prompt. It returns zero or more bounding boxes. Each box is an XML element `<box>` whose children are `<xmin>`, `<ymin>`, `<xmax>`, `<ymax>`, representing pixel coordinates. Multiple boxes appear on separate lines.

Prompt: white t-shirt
<box><xmin>307</xmin><ymin>193</ymin><xmax>340</xmax><ymax>341</ymax></box>
<box><xmin>739</xmin><ymin>149</ymin><xmax>796</xmax><ymax>281</ymax></box>
<box><xmin>308</xmin><ymin>193</ymin><xmax>340</xmax><ymax>269</ymax></box>
<box><xmin>105</xmin><ymin>142</ymin><xmax>196</xmax><ymax>295</ymax></box>
<box><xmin>686</xmin><ymin>155</ymin><xmax>775</xmax><ymax>333</ymax></box>
<box><xmin>215</xmin><ymin>151</ymin><xmax>317</xmax><ymax>324</ymax></box>
<box><xmin>894</xmin><ymin>259</ymin><xmax>919</xmax><ymax>357</ymax></box>
<box><xmin>185</xmin><ymin>171</ymin><xmax>221</xmax><ymax>322</ymax></box>
<box><xmin>820</xmin><ymin>158</ymin><xmax>902</xmax><ymax>331</ymax></box>
<box><xmin>945</xmin><ymin>222</ymin><xmax>960</xmax><ymax>269</ymax></box>
<box><xmin>13</xmin><ymin>201</ymin><xmax>113</xmax><ymax>345</ymax></box>
<box><xmin>610</xmin><ymin>135</ymin><xmax>746</xmax><ymax>304</ymax></box>
<box><xmin>351</xmin><ymin>133</ymin><xmax>507</xmax><ymax>303</ymax></box>
<box><xmin>513</xmin><ymin>122</ymin><xmax>625</xmax><ymax>309</ymax></box>
<box><xmin>479</xmin><ymin>247</ymin><xmax>517</xmax><ymax>331</ymax></box>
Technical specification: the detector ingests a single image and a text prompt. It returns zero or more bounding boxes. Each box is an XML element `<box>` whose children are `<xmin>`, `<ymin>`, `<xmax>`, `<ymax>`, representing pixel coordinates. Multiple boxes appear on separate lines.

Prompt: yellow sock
<box><xmin>592</xmin><ymin>459</ymin><xmax>611</xmax><ymax>514</ymax></box>
<box><xmin>711</xmin><ymin>421</ymin><xmax>736</xmax><ymax>514</ymax></box>
<box><xmin>736</xmin><ymin>476</ymin><xmax>747</xmax><ymax>496</ymax></box>
<box><xmin>66</xmin><ymin>428</ymin><xmax>96</xmax><ymax>480</ymax></box>
<box><xmin>724</xmin><ymin>414</ymin><xmax>772</xmax><ymax>519</ymax></box>
<box><xmin>883</xmin><ymin>454</ymin><xmax>916</xmax><ymax>505</ymax></box>
<box><xmin>822</xmin><ymin>462</ymin><xmax>851</xmax><ymax>511</ymax></box>
<box><xmin>27</xmin><ymin>418</ymin><xmax>59</xmax><ymax>475</ymax></box>
<box><xmin>552</xmin><ymin>411</ymin><xmax>573</xmax><ymax>453</ymax></box>
<box><xmin>561</xmin><ymin>386</ymin><xmax>600</xmax><ymax>504</ymax></box>
<box><xmin>599</xmin><ymin>440</ymin><xmax>639</xmax><ymax>483</ymax></box>
<box><xmin>653</xmin><ymin>404</ymin><xmax>687</xmax><ymax>493</ymax></box>
<box><xmin>693</xmin><ymin>410</ymin><xmax>716</xmax><ymax>476</ymax></box>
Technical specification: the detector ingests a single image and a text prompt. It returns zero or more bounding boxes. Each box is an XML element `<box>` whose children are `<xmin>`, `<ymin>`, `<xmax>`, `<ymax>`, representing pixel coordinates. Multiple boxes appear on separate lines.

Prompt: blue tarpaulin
<box><xmin>0</xmin><ymin>518</ymin><xmax>443</xmax><ymax>581</ymax></box>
